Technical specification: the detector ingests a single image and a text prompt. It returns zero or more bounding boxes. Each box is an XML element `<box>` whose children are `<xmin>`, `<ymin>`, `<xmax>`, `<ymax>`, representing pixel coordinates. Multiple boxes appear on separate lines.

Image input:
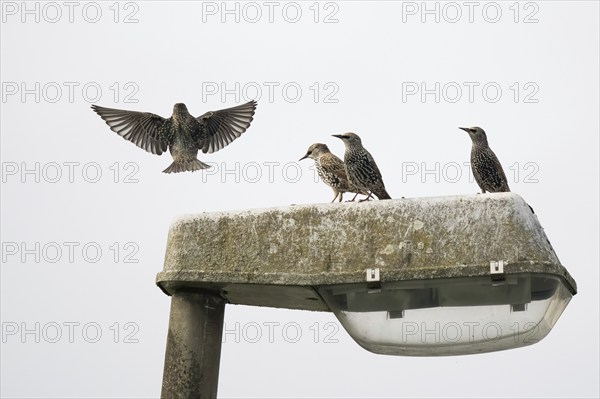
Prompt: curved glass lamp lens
<box><xmin>319</xmin><ymin>274</ymin><xmax>573</xmax><ymax>356</ymax></box>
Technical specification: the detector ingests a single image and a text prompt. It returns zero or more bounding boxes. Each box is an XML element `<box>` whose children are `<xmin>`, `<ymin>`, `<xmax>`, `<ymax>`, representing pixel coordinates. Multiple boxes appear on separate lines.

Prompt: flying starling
<box><xmin>332</xmin><ymin>133</ymin><xmax>391</xmax><ymax>200</ymax></box>
<box><xmin>299</xmin><ymin>143</ymin><xmax>367</xmax><ymax>202</ymax></box>
<box><xmin>459</xmin><ymin>126</ymin><xmax>510</xmax><ymax>193</ymax></box>
<box><xmin>91</xmin><ymin>100</ymin><xmax>257</xmax><ymax>173</ymax></box>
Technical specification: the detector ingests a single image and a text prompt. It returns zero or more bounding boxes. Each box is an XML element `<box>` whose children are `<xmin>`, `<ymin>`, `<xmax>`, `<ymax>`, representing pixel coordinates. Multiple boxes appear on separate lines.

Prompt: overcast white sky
<box><xmin>1</xmin><ymin>1</ymin><xmax>599</xmax><ymax>398</ymax></box>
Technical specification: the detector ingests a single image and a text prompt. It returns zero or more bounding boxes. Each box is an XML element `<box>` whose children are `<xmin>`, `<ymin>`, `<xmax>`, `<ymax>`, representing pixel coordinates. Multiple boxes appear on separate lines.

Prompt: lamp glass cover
<box><xmin>319</xmin><ymin>273</ymin><xmax>573</xmax><ymax>356</ymax></box>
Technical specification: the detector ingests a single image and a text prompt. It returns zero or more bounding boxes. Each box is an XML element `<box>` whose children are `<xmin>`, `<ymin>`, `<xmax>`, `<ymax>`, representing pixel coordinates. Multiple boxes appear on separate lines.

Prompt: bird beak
<box><xmin>332</xmin><ymin>134</ymin><xmax>344</xmax><ymax>139</ymax></box>
<box><xmin>299</xmin><ymin>154</ymin><xmax>308</xmax><ymax>161</ymax></box>
<box><xmin>459</xmin><ymin>127</ymin><xmax>471</xmax><ymax>133</ymax></box>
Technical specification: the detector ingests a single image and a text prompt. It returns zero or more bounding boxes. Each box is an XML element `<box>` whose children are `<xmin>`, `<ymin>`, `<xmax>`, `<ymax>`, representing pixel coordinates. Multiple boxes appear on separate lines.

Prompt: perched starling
<box><xmin>459</xmin><ymin>127</ymin><xmax>510</xmax><ymax>193</ymax></box>
<box><xmin>332</xmin><ymin>133</ymin><xmax>391</xmax><ymax>200</ymax></box>
<box><xmin>91</xmin><ymin>101</ymin><xmax>257</xmax><ymax>173</ymax></box>
<box><xmin>299</xmin><ymin>143</ymin><xmax>367</xmax><ymax>202</ymax></box>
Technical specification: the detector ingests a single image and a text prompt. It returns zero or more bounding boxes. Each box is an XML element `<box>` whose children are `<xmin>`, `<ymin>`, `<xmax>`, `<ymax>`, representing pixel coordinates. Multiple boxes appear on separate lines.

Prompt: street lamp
<box><xmin>156</xmin><ymin>193</ymin><xmax>576</xmax><ymax>398</ymax></box>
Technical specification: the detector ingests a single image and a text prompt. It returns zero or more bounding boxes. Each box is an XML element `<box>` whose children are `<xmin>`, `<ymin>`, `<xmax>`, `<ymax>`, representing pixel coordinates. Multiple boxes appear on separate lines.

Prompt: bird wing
<box><xmin>321</xmin><ymin>153</ymin><xmax>350</xmax><ymax>187</ymax></box>
<box><xmin>489</xmin><ymin>151</ymin><xmax>511</xmax><ymax>191</ymax></box>
<box><xmin>366</xmin><ymin>152</ymin><xmax>384</xmax><ymax>182</ymax></box>
<box><xmin>195</xmin><ymin>100</ymin><xmax>257</xmax><ymax>154</ymax></box>
<box><xmin>91</xmin><ymin>105</ymin><xmax>169</xmax><ymax>155</ymax></box>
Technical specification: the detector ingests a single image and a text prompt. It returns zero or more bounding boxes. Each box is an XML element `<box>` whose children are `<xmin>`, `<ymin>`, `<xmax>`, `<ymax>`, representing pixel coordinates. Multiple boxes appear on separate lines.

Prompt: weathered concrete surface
<box><xmin>161</xmin><ymin>291</ymin><xmax>225</xmax><ymax>399</ymax></box>
<box><xmin>156</xmin><ymin>193</ymin><xmax>576</xmax><ymax>310</ymax></box>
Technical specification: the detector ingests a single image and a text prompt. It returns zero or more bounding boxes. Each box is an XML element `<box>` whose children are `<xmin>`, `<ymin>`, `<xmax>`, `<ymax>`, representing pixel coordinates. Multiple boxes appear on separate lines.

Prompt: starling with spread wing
<box><xmin>91</xmin><ymin>101</ymin><xmax>257</xmax><ymax>173</ymax></box>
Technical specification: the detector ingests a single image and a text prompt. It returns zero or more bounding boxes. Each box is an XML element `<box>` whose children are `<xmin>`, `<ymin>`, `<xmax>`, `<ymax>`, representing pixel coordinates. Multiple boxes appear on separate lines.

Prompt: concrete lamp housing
<box><xmin>156</xmin><ymin>193</ymin><xmax>577</xmax><ymax>397</ymax></box>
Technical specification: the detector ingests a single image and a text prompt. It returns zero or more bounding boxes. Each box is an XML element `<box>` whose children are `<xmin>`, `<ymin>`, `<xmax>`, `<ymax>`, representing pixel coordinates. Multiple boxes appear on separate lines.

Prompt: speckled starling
<box><xmin>459</xmin><ymin>126</ymin><xmax>510</xmax><ymax>193</ymax></box>
<box><xmin>299</xmin><ymin>143</ymin><xmax>368</xmax><ymax>202</ymax></box>
<box><xmin>332</xmin><ymin>133</ymin><xmax>391</xmax><ymax>200</ymax></box>
<box><xmin>91</xmin><ymin>101</ymin><xmax>257</xmax><ymax>173</ymax></box>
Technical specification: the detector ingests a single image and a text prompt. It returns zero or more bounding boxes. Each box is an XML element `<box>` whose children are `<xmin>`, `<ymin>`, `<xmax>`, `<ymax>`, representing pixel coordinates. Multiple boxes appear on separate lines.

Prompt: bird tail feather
<box><xmin>162</xmin><ymin>159</ymin><xmax>211</xmax><ymax>174</ymax></box>
<box><xmin>376</xmin><ymin>189</ymin><xmax>392</xmax><ymax>200</ymax></box>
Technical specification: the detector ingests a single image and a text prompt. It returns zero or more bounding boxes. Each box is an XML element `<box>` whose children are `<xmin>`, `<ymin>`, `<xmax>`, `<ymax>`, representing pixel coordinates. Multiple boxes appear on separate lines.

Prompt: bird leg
<box><xmin>358</xmin><ymin>192</ymin><xmax>374</xmax><ymax>202</ymax></box>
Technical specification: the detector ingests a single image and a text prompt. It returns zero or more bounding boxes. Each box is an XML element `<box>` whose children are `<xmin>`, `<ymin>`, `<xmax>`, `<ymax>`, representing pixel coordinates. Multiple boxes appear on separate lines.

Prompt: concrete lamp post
<box><xmin>156</xmin><ymin>193</ymin><xmax>577</xmax><ymax>398</ymax></box>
